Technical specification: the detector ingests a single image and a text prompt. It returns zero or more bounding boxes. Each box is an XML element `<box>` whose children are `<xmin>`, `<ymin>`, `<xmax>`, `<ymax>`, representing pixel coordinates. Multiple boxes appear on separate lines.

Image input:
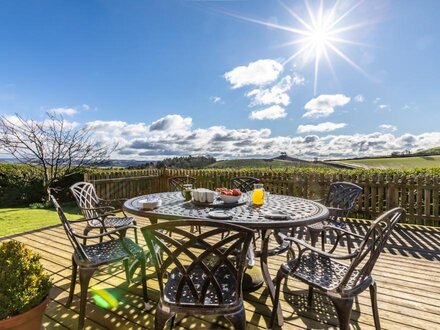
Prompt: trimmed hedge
<box><xmin>0</xmin><ymin>164</ymin><xmax>83</xmax><ymax>207</ymax></box>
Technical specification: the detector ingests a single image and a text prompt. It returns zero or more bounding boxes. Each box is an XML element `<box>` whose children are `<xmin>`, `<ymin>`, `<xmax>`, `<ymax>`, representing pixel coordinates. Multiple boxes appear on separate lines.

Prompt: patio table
<box><xmin>124</xmin><ymin>191</ymin><xmax>329</xmax><ymax>324</ymax></box>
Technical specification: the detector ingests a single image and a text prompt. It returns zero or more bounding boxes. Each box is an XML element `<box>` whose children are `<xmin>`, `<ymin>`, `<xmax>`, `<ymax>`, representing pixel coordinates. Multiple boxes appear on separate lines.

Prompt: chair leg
<box><xmin>133</xmin><ymin>219</ymin><xmax>139</xmax><ymax>244</ymax></box>
<box><xmin>83</xmin><ymin>227</ymin><xmax>91</xmax><ymax>245</ymax></box>
<box><xmin>346</xmin><ymin>232</ymin><xmax>353</xmax><ymax>256</ymax></box>
<box><xmin>123</xmin><ymin>258</ymin><xmax>131</xmax><ymax>284</ymax></box>
<box><xmin>67</xmin><ymin>256</ymin><xmax>78</xmax><ymax>307</ymax></box>
<box><xmin>225</xmin><ymin>306</ymin><xmax>246</xmax><ymax>330</ymax></box>
<box><xmin>78</xmin><ymin>267</ymin><xmax>96</xmax><ymax>330</ymax></box>
<box><xmin>269</xmin><ymin>270</ymin><xmax>286</xmax><ymax>328</ymax></box>
<box><xmin>330</xmin><ymin>296</ymin><xmax>354</xmax><ymax>330</ymax></box>
<box><xmin>369</xmin><ymin>282</ymin><xmax>381</xmax><ymax>330</ymax></box>
<box><xmin>321</xmin><ymin>230</ymin><xmax>326</xmax><ymax>251</ymax></box>
<box><xmin>139</xmin><ymin>255</ymin><xmax>150</xmax><ymax>308</ymax></box>
<box><xmin>307</xmin><ymin>286</ymin><xmax>314</xmax><ymax>308</ymax></box>
<box><xmin>99</xmin><ymin>227</ymin><xmax>104</xmax><ymax>243</ymax></box>
<box><xmin>155</xmin><ymin>305</ymin><xmax>175</xmax><ymax>330</ymax></box>
<box><xmin>309</xmin><ymin>228</ymin><xmax>320</xmax><ymax>247</ymax></box>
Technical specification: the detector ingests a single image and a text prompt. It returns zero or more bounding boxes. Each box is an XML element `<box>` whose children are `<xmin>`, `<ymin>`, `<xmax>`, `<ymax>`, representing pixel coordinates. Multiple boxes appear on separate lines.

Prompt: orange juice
<box><xmin>252</xmin><ymin>188</ymin><xmax>265</xmax><ymax>205</ymax></box>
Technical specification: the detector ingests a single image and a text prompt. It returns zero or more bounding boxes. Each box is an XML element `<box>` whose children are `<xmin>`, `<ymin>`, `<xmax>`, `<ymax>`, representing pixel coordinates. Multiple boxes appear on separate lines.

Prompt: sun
<box><xmin>224</xmin><ymin>0</ymin><xmax>373</xmax><ymax>95</ymax></box>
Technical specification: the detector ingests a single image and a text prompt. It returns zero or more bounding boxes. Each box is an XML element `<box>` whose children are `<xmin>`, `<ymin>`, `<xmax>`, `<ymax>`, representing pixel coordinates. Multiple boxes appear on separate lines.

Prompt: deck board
<box><xmin>2</xmin><ymin>218</ymin><xmax>440</xmax><ymax>330</ymax></box>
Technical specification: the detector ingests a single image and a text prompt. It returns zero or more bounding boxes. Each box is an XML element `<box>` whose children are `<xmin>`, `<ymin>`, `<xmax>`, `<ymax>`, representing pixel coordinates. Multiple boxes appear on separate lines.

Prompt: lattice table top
<box><xmin>124</xmin><ymin>192</ymin><xmax>329</xmax><ymax>229</ymax></box>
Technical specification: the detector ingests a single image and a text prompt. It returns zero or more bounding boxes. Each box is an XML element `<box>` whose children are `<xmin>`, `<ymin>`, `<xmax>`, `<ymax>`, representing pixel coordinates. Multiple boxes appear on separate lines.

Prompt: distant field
<box><xmin>331</xmin><ymin>155</ymin><xmax>440</xmax><ymax>169</ymax></box>
<box><xmin>208</xmin><ymin>158</ymin><xmax>331</xmax><ymax>169</ymax></box>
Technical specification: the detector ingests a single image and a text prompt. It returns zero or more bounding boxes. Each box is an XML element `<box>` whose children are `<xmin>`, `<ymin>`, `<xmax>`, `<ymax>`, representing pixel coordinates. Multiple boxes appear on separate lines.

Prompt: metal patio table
<box><xmin>124</xmin><ymin>191</ymin><xmax>329</xmax><ymax>324</ymax></box>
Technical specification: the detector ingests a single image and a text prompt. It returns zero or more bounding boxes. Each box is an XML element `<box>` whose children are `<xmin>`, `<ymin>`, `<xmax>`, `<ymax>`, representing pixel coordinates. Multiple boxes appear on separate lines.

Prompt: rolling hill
<box><xmin>207</xmin><ymin>158</ymin><xmax>333</xmax><ymax>169</ymax></box>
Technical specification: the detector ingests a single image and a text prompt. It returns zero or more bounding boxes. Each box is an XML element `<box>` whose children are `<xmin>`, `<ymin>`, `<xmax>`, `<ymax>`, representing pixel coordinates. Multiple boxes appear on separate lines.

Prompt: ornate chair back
<box><xmin>340</xmin><ymin>207</ymin><xmax>405</xmax><ymax>293</ymax></box>
<box><xmin>325</xmin><ymin>182</ymin><xmax>363</xmax><ymax>219</ymax></box>
<box><xmin>142</xmin><ymin>220</ymin><xmax>253</xmax><ymax>309</ymax></box>
<box><xmin>230</xmin><ymin>177</ymin><xmax>260</xmax><ymax>192</ymax></box>
<box><xmin>70</xmin><ymin>182</ymin><xmax>100</xmax><ymax>219</ymax></box>
<box><xmin>51</xmin><ymin>195</ymin><xmax>89</xmax><ymax>261</ymax></box>
<box><xmin>168</xmin><ymin>176</ymin><xmax>196</xmax><ymax>192</ymax></box>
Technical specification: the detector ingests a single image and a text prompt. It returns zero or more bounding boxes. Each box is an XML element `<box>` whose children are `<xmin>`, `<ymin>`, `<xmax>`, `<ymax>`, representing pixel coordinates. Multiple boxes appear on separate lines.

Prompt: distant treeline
<box><xmin>128</xmin><ymin>155</ymin><xmax>217</xmax><ymax>169</ymax></box>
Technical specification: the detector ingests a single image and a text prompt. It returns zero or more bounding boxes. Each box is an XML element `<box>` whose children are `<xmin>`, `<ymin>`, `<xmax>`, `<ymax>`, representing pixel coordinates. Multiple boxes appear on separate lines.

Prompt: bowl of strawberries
<box><xmin>216</xmin><ymin>187</ymin><xmax>243</xmax><ymax>204</ymax></box>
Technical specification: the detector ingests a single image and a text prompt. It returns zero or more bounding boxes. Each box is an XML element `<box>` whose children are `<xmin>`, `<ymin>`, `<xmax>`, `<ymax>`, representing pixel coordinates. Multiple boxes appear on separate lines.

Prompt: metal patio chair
<box><xmin>307</xmin><ymin>182</ymin><xmax>363</xmax><ymax>253</ymax></box>
<box><xmin>270</xmin><ymin>207</ymin><xmax>405</xmax><ymax>329</ymax></box>
<box><xmin>51</xmin><ymin>195</ymin><xmax>149</xmax><ymax>330</ymax></box>
<box><xmin>70</xmin><ymin>181</ymin><xmax>138</xmax><ymax>244</ymax></box>
<box><xmin>141</xmin><ymin>219</ymin><xmax>254</xmax><ymax>330</ymax></box>
<box><xmin>168</xmin><ymin>176</ymin><xmax>197</xmax><ymax>191</ymax></box>
<box><xmin>230</xmin><ymin>176</ymin><xmax>260</xmax><ymax>192</ymax></box>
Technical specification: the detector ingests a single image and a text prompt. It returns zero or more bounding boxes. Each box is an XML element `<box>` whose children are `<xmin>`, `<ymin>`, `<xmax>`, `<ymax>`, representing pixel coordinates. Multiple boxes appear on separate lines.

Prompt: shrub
<box><xmin>0</xmin><ymin>240</ymin><xmax>52</xmax><ymax>320</ymax></box>
<box><xmin>0</xmin><ymin>164</ymin><xmax>84</xmax><ymax>207</ymax></box>
<box><xmin>28</xmin><ymin>202</ymin><xmax>48</xmax><ymax>209</ymax></box>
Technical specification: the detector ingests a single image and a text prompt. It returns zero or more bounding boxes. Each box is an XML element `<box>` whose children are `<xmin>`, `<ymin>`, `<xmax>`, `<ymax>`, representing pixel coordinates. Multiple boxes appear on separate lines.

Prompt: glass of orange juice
<box><xmin>252</xmin><ymin>183</ymin><xmax>265</xmax><ymax>206</ymax></box>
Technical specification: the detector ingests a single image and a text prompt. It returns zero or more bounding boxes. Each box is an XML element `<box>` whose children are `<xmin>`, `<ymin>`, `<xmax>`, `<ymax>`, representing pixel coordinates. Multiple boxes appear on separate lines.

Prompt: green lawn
<box><xmin>0</xmin><ymin>205</ymin><xmax>81</xmax><ymax>237</ymax></box>
<box><xmin>331</xmin><ymin>155</ymin><xmax>440</xmax><ymax>169</ymax></box>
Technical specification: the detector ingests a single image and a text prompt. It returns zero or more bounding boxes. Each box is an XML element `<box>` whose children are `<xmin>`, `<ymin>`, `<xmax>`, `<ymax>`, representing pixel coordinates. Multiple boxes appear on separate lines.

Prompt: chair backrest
<box><xmin>50</xmin><ymin>195</ymin><xmax>89</xmax><ymax>261</ymax></box>
<box><xmin>230</xmin><ymin>177</ymin><xmax>260</xmax><ymax>192</ymax></box>
<box><xmin>168</xmin><ymin>176</ymin><xmax>196</xmax><ymax>192</ymax></box>
<box><xmin>325</xmin><ymin>182</ymin><xmax>362</xmax><ymax>218</ymax></box>
<box><xmin>70</xmin><ymin>182</ymin><xmax>100</xmax><ymax>219</ymax></box>
<box><xmin>340</xmin><ymin>207</ymin><xmax>405</xmax><ymax>292</ymax></box>
<box><xmin>141</xmin><ymin>220</ymin><xmax>253</xmax><ymax>308</ymax></box>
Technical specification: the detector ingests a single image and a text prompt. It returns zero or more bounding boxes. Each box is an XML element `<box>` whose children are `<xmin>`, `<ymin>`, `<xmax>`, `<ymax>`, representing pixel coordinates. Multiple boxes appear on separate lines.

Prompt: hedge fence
<box><xmin>2</xmin><ymin>164</ymin><xmax>439</xmax><ymax>226</ymax></box>
<box><xmin>85</xmin><ymin>167</ymin><xmax>440</xmax><ymax>227</ymax></box>
<box><xmin>0</xmin><ymin>164</ymin><xmax>83</xmax><ymax>207</ymax></box>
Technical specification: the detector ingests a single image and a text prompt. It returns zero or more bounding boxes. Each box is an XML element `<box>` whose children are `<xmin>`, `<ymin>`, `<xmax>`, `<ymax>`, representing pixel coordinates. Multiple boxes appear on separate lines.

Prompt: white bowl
<box><xmin>138</xmin><ymin>198</ymin><xmax>162</xmax><ymax>210</ymax></box>
<box><xmin>219</xmin><ymin>194</ymin><xmax>241</xmax><ymax>204</ymax></box>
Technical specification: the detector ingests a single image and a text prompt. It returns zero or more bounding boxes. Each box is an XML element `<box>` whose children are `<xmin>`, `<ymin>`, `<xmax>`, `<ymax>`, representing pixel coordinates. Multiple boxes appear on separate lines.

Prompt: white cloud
<box><xmin>373</xmin><ymin>97</ymin><xmax>381</xmax><ymax>104</ymax></box>
<box><xmin>291</xmin><ymin>73</ymin><xmax>305</xmax><ymax>86</ymax></box>
<box><xmin>210</xmin><ymin>96</ymin><xmax>222</xmax><ymax>104</ymax></box>
<box><xmin>354</xmin><ymin>94</ymin><xmax>365</xmax><ymax>103</ymax></box>
<box><xmin>78</xmin><ymin>115</ymin><xmax>440</xmax><ymax>160</ymax></box>
<box><xmin>246</xmin><ymin>75</ymin><xmax>292</xmax><ymax>107</ymax></box>
<box><xmin>297</xmin><ymin>122</ymin><xmax>347</xmax><ymax>134</ymax></box>
<box><xmin>249</xmin><ymin>105</ymin><xmax>287</xmax><ymax>120</ymax></box>
<box><xmin>379</xmin><ymin>124</ymin><xmax>397</xmax><ymax>132</ymax></box>
<box><xmin>48</xmin><ymin>107</ymin><xmax>78</xmax><ymax>116</ymax></box>
<box><xmin>149</xmin><ymin>114</ymin><xmax>192</xmax><ymax>132</ymax></box>
<box><xmin>224</xmin><ymin>59</ymin><xmax>283</xmax><ymax>89</ymax></box>
<box><xmin>303</xmin><ymin>94</ymin><xmax>351</xmax><ymax>118</ymax></box>
<box><xmin>377</xmin><ymin>104</ymin><xmax>391</xmax><ymax>111</ymax></box>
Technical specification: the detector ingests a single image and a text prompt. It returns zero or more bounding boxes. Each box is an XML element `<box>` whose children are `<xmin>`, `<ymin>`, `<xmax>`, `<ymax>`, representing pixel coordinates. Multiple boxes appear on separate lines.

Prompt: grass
<box><xmin>0</xmin><ymin>204</ymin><xmax>81</xmax><ymax>237</ymax></box>
<box><xmin>331</xmin><ymin>155</ymin><xmax>440</xmax><ymax>169</ymax></box>
<box><xmin>207</xmin><ymin>158</ymin><xmax>331</xmax><ymax>169</ymax></box>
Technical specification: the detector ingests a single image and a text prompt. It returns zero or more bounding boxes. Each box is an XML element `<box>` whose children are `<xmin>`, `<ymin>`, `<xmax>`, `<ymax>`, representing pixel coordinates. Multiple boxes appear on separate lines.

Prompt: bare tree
<box><xmin>0</xmin><ymin>113</ymin><xmax>113</xmax><ymax>202</ymax></box>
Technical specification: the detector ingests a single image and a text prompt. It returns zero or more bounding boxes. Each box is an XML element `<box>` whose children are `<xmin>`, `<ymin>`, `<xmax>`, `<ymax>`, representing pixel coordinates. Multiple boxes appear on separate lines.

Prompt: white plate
<box><xmin>264</xmin><ymin>210</ymin><xmax>290</xmax><ymax>220</ymax></box>
<box><xmin>208</xmin><ymin>210</ymin><xmax>233</xmax><ymax>220</ymax></box>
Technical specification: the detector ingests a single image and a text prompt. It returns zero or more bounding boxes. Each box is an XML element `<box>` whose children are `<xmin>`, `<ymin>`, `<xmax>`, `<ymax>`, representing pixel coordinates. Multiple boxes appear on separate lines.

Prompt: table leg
<box><xmin>260</xmin><ymin>229</ymin><xmax>284</xmax><ymax>326</ymax></box>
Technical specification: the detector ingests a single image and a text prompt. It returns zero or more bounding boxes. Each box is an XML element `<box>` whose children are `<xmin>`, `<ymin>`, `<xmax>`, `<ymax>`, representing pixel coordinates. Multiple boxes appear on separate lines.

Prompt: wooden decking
<box><xmin>2</xmin><ymin>218</ymin><xmax>440</xmax><ymax>330</ymax></box>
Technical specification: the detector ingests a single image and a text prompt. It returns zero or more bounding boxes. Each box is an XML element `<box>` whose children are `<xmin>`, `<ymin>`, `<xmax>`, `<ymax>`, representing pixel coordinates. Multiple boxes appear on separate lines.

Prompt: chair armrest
<box><xmin>322</xmin><ymin>225</ymin><xmax>364</xmax><ymax>239</ymax></box>
<box><xmin>68</xmin><ymin>213</ymin><xmax>114</xmax><ymax>225</ymax></box>
<box><xmin>284</xmin><ymin>236</ymin><xmax>358</xmax><ymax>260</ymax></box>
<box><xmin>313</xmin><ymin>198</ymin><xmax>325</xmax><ymax>203</ymax></box>
<box><xmin>80</xmin><ymin>206</ymin><xmax>115</xmax><ymax>212</ymax></box>
<box><xmin>73</xmin><ymin>225</ymin><xmax>138</xmax><ymax>239</ymax></box>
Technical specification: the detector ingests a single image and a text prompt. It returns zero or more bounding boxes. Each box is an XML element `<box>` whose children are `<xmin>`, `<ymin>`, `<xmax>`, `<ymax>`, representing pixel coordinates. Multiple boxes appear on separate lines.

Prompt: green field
<box><xmin>207</xmin><ymin>158</ymin><xmax>331</xmax><ymax>169</ymax></box>
<box><xmin>331</xmin><ymin>155</ymin><xmax>440</xmax><ymax>169</ymax></box>
<box><xmin>0</xmin><ymin>205</ymin><xmax>81</xmax><ymax>237</ymax></box>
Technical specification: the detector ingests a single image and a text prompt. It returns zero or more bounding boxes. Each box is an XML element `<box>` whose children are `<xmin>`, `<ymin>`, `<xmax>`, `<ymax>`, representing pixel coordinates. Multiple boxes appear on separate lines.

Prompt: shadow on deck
<box><xmin>1</xmin><ymin>218</ymin><xmax>439</xmax><ymax>329</ymax></box>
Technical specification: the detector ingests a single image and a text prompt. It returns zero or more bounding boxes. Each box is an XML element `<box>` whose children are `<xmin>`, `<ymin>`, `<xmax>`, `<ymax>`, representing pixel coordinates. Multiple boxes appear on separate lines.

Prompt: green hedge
<box><xmin>0</xmin><ymin>164</ymin><xmax>83</xmax><ymax>207</ymax></box>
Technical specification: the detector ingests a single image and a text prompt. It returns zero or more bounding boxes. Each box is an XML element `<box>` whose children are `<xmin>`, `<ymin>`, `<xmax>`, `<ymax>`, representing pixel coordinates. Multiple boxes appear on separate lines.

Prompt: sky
<box><xmin>0</xmin><ymin>0</ymin><xmax>439</xmax><ymax>160</ymax></box>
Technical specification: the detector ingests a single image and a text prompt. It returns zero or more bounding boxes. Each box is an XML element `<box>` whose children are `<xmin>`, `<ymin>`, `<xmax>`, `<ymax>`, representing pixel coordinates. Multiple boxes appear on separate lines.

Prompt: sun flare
<box><xmin>225</xmin><ymin>0</ymin><xmax>372</xmax><ymax>95</ymax></box>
